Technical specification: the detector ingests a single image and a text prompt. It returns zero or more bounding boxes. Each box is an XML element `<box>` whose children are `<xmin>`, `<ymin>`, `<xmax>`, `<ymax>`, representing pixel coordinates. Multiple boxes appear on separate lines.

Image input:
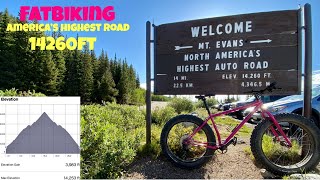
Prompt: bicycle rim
<box><xmin>166</xmin><ymin>121</ymin><xmax>209</xmax><ymax>162</ymax></box>
<box><xmin>260</xmin><ymin>122</ymin><xmax>314</xmax><ymax>169</ymax></box>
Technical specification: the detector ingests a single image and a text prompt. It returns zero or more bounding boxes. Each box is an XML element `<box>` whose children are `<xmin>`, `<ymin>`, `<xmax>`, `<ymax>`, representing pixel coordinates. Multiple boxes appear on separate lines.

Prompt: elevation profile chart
<box><xmin>0</xmin><ymin>97</ymin><xmax>80</xmax><ymax>180</ymax></box>
<box><xmin>6</xmin><ymin>112</ymin><xmax>79</xmax><ymax>154</ymax></box>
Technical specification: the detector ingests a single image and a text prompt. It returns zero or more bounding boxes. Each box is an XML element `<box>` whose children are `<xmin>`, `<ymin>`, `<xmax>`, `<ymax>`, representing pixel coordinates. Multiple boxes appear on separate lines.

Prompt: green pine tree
<box><xmin>12</xmin><ymin>15</ymin><xmax>32</xmax><ymax>90</ymax></box>
<box><xmin>40</xmin><ymin>50</ymin><xmax>59</xmax><ymax>95</ymax></box>
<box><xmin>0</xmin><ymin>9</ymin><xmax>17</xmax><ymax>90</ymax></box>
<box><xmin>64</xmin><ymin>49</ymin><xmax>82</xmax><ymax>96</ymax></box>
<box><xmin>117</xmin><ymin>60</ymin><xmax>131</xmax><ymax>104</ymax></box>
<box><xmin>51</xmin><ymin>31</ymin><xmax>66</xmax><ymax>94</ymax></box>
<box><xmin>136</xmin><ymin>74</ymin><xmax>140</xmax><ymax>88</ymax></box>
<box><xmin>80</xmin><ymin>45</ymin><xmax>94</xmax><ymax>102</ymax></box>
<box><xmin>98</xmin><ymin>70</ymin><xmax>118</xmax><ymax>102</ymax></box>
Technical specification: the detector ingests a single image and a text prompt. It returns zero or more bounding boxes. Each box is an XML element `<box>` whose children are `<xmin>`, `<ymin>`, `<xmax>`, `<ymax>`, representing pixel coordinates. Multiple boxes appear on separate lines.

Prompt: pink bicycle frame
<box><xmin>187</xmin><ymin>99</ymin><xmax>292</xmax><ymax>150</ymax></box>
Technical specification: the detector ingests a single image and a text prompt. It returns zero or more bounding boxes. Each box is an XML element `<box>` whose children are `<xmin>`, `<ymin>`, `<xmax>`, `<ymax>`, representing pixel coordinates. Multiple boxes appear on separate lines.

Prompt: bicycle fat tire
<box><xmin>250</xmin><ymin>113</ymin><xmax>320</xmax><ymax>175</ymax></box>
<box><xmin>160</xmin><ymin>114</ymin><xmax>216</xmax><ymax>169</ymax></box>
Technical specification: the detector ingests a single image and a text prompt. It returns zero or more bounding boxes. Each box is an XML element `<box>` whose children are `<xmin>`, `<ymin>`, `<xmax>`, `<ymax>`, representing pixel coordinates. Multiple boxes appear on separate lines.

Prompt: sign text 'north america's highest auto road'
<box><xmin>154</xmin><ymin>10</ymin><xmax>300</xmax><ymax>95</ymax></box>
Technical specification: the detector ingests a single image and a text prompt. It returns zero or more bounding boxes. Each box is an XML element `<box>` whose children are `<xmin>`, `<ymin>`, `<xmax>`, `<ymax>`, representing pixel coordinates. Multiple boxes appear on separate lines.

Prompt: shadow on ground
<box><xmin>124</xmin><ymin>156</ymin><xmax>210</xmax><ymax>179</ymax></box>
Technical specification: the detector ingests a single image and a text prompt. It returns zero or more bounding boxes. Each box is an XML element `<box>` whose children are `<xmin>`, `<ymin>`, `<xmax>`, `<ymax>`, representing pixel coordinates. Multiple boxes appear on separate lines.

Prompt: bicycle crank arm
<box><xmin>220</xmin><ymin>137</ymin><xmax>237</xmax><ymax>151</ymax></box>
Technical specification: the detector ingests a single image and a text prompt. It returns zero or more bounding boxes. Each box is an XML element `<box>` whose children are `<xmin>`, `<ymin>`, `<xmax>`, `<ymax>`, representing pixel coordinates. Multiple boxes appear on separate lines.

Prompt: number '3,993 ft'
<box><xmin>29</xmin><ymin>37</ymin><xmax>97</xmax><ymax>51</ymax></box>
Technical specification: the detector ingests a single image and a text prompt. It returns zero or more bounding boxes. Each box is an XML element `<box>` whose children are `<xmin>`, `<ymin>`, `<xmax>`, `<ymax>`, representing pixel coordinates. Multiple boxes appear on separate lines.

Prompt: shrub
<box><xmin>151</xmin><ymin>94</ymin><xmax>171</xmax><ymax>101</ymax></box>
<box><xmin>169</xmin><ymin>98</ymin><xmax>194</xmax><ymax>114</ymax></box>
<box><xmin>151</xmin><ymin>106</ymin><xmax>177</xmax><ymax>125</ymax></box>
<box><xmin>80</xmin><ymin>103</ymin><xmax>145</xmax><ymax>179</ymax></box>
<box><xmin>137</xmin><ymin>125</ymin><xmax>163</xmax><ymax>158</ymax></box>
<box><xmin>131</xmin><ymin>88</ymin><xmax>145</xmax><ymax>105</ymax></box>
<box><xmin>194</xmin><ymin>108</ymin><xmax>210</xmax><ymax>119</ymax></box>
<box><xmin>195</xmin><ymin>97</ymin><xmax>218</xmax><ymax>109</ymax></box>
<box><xmin>0</xmin><ymin>88</ymin><xmax>46</xmax><ymax>96</ymax></box>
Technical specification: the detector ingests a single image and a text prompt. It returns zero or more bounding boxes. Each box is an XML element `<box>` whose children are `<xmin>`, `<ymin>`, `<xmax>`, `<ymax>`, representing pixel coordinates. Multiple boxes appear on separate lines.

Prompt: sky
<box><xmin>0</xmin><ymin>0</ymin><xmax>319</xmax><ymax>87</ymax></box>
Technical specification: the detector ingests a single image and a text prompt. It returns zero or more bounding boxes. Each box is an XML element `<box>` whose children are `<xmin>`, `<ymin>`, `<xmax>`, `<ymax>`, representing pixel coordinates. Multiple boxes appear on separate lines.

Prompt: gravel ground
<box><xmin>124</xmin><ymin>138</ymin><xmax>263</xmax><ymax>179</ymax></box>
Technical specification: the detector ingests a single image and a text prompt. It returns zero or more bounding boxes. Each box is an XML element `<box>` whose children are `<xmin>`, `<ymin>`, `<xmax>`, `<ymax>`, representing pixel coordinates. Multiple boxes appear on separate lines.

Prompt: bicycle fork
<box><xmin>261</xmin><ymin>111</ymin><xmax>293</xmax><ymax>147</ymax></box>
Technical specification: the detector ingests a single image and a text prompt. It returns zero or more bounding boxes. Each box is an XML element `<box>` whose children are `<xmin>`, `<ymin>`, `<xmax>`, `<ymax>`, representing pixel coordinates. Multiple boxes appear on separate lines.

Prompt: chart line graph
<box><xmin>6</xmin><ymin>112</ymin><xmax>80</xmax><ymax>154</ymax></box>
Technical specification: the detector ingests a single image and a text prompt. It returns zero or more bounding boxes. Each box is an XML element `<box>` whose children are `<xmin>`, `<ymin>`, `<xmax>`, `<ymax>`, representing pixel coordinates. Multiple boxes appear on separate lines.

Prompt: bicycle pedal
<box><xmin>217</xmin><ymin>149</ymin><xmax>227</xmax><ymax>154</ymax></box>
<box><xmin>232</xmin><ymin>137</ymin><xmax>237</xmax><ymax>146</ymax></box>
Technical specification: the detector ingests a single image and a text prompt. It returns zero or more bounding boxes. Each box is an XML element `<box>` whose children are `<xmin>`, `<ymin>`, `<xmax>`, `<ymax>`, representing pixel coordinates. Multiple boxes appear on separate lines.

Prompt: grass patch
<box><xmin>282</xmin><ymin>175</ymin><xmax>290</xmax><ymax>180</ymax></box>
<box><xmin>215</xmin><ymin>116</ymin><xmax>253</xmax><ymax>137</ymax></box>
<box><xmin>137</xmin><ymin>125</ymin><xmax>162</xmax><ymax>159</ymax></box>
<box><xmin>262</xmin><ymin>135</ymin><xmax>301</xmax><ymax>165</ymax></box>
<box><xmin>194</xmin><ymin>108</ymin><xmax>253</xmax><ymax>139</ymax></box>
<box><xmin>194</xmin><ymin>108</ymin><xmax>217</xmax><ymax>119</ymax></box>
<box><xmin>244</xmin><ymin>146</ymin><xmax>254</xmax><ymax>160</ymax></box>
<box><xmin>243</xmin><ymin>134</ymin><xmax>302</xmax><ymax>166</ymax></box>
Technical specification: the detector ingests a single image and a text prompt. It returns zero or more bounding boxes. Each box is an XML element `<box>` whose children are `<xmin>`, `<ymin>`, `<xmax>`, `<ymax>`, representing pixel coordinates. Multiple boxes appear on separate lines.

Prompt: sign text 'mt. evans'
<box><xmin>154</xmin><ymin>10</ymin><xmax>300</xmax><ymax>95</ymax></box>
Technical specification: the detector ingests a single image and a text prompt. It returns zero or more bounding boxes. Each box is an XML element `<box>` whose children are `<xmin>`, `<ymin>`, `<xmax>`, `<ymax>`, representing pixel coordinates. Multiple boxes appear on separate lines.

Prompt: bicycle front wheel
<box><xmin>251</xmin><ymin>113</ymin><xmax>320</xmax><ymax>175</ymax></box>
<box><xmin>160</xmin><ymin>115</ymin><xmax>216</xmax><ymax>169</ymax></box>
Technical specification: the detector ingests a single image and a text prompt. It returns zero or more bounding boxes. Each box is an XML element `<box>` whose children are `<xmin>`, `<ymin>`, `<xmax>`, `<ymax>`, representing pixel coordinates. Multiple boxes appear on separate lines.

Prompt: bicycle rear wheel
<box><xmin>251</xmin><ymin>113</ymin><xmax>320</xmax><ymax>175</ymax></box>
<box><xmin>160</xmin><ymin>115</ymin><xmax>216</xmax><ymax>168</ymax></box>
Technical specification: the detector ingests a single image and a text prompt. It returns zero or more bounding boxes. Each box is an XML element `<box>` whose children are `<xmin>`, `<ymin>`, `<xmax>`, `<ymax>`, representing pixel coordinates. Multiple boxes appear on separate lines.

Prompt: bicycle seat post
<box><xmin>195</xmin><ymin>95</ymin><xmax>213</xmax><ymax>115</ymax></box>
<box><xmin>202</xmin><ymin>97</ymin><xmax>211</xmax><ymax>115</ymax></box>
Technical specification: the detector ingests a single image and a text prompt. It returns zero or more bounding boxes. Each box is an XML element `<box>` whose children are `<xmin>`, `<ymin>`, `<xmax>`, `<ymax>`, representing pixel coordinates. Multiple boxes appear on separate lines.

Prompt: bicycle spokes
<box><xmin>167</xmin><ymin>122</ymin><xmax>208</xmax><ymax>162</ymax></box>
<box><xmin>261</xmin><ymin>122</ymin><xmax>313</xmax><ymax>167</ymax></box>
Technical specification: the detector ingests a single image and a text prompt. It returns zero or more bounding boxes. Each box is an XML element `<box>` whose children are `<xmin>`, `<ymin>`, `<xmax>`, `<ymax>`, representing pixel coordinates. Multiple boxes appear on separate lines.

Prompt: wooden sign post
<box><xmin>146</xmin><ymin>5</ymin><xmax>313</xmax><ymax>145</ymax></box>
<box><xmin>154</xmin><ymin>10</ymin><xmax>300</xmax><ymax>95</ymax></box>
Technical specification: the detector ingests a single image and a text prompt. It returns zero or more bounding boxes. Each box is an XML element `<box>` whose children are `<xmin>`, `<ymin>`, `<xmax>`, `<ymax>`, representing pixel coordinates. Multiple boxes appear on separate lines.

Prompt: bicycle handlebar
<box><xmin>195</xmin><ymin>94</ymin><xmax>215</xmax><ymax>100</ymax></box>
<box><xmin>195</xmin><ymin>82</ymin><xmax>281</xmax><ymax>101</ymax></box>
<box><xmin>244</xmin><ymin>82</ymin><xmax>282</xmax><ymax>95</ymax></box>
